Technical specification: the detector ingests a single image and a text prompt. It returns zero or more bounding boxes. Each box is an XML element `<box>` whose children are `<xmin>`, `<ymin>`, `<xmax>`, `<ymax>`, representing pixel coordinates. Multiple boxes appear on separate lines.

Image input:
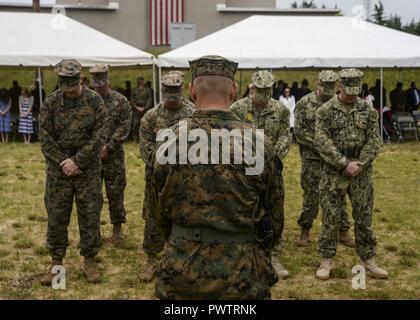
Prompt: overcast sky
<box><xmin>2</xmin><ymin>0</ymin><xmax>419</xmax><ymax>24</ymax></box>
<box><xmin>277</xmin><ymin>0</ymin><xmax>420</xmax><ymax>23</ymax></box>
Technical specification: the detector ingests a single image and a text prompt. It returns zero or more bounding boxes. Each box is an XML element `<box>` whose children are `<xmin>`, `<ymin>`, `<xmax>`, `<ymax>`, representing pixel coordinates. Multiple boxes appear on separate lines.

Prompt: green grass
<box><xmin>0</xmin><ymin>142</ymin><xmax>419</xmax><ymax>299</ymax></box>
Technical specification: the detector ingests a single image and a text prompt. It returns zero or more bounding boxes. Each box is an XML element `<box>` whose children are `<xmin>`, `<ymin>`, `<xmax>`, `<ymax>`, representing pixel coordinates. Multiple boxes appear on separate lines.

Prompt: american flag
<box><xmin>150</xmin><ymin>0</ymin><xmax>185</xmax><ymax>46</ymax></box>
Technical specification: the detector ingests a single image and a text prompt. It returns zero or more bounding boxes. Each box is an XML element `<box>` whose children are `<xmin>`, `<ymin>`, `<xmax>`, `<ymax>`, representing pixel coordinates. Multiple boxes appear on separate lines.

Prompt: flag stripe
<box><xmin>150</xmin><ymin>0</ymin><xmax>184</xmax><ymax>46</ymax></box>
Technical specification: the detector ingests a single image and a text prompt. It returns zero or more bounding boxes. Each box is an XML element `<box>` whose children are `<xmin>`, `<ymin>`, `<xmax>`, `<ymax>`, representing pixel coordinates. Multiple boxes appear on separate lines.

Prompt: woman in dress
<box><xmin>18</xmin><ymin>88</ymin><xmax>34</xmax><ymax>144</ymax></box>
<box><xmin>0</xmin><ymin>88</ymin><xmax>12</xmax><ymax>143</ymax></box>
<box><xmin>279</xmin><ymin>87</ymin><xmax>296</xmax><ymax>141</ymax></box>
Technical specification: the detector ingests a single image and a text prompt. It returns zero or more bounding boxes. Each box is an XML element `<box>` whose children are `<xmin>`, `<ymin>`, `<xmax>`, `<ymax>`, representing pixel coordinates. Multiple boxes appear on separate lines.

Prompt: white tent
<box><xmin>158</xmin><ymin>15</ymin><xmax>420</xmax><ymax>141</ymax></box>
<box><xmin>0</xmin><ymin>12</ymin><xmax>155</xmax><ymax>67</ymax></box>
<box><xmin>158</xmin><ymin>15</ymin><xmax>420</xmax><ymax>69</ymax></box>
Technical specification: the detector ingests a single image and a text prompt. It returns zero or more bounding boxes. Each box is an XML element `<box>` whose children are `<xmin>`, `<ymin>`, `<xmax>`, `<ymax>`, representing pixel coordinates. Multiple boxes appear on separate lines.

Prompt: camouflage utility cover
<box><xmin>55</xmin><ymin>59</ymin><xmax>82</xmax><ymax>77</ymax></box>
<box><xmin>189</xmin><ymin>55</ymin><xmax>238</xmax><ymax>81</ymax></box>
<box><xmin>339</xmin><ymin>68</ymin><xmax>364</xmax><ymax>96</ymax></box>
<box><xmin>89</xmin><ymin>64</ymin><xmax>110</xmax><ymax>87</ymax></box>
<box><xmin>161</xmin><ymin>71</ymin><xmax>184</xmax><ymax>87</ymax></box>
<box><xmin>252</xmin><ymin>70</ymin><xmax>275</xmax><ymax>88</ymax></box>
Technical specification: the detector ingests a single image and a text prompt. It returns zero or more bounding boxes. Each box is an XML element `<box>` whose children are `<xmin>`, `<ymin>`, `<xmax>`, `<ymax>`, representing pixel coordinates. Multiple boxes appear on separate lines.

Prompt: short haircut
<box><xmin>193</xmin><ymin>76</ymin><xmax>233</xmax><ymax>98</ymax></box>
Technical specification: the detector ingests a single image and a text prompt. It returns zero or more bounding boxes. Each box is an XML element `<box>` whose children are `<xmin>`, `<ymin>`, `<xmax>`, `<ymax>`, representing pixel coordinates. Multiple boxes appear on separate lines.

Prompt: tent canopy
<box><xmin>158</xmin><ymin>15</ymin><xmax>420</xmax><ymax>69</ymax></box>
<box><xmin>0</xmin><ymin>12</ymin><xmax>155</xmax><ymax>67</ymax></box>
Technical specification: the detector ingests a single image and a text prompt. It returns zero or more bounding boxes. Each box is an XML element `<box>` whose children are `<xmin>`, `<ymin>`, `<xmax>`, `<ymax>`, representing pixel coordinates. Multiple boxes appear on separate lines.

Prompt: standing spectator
<box><xmin>405</xmin><ymin>82</ymin><xmax>420</xmax><ymax>112</ymax></box>
<box><xmin>272</xmin><ymin>81</ymin><xmax>282</xmax><ymax>100</ymax></box>
<box><xmin>18</xmin><ymin>88</ymin><xmax>34</xmax><ymax>144</ymax></box>
<box><xmin>0</xmin><ymin>88</ymin><xmax>12</xmax><ymax>143</ymax></box>
<box><xmin>145</xmin><ymin>81</ymin><xmax>155</xmax><ymax>104</ymax></box>
<box><xmin>390</xmin><ymin>82</ymin><xmax>406</xmax><ymax>114</ymax></box>
<box><xmin>30</xmin><ymin>81</ymin><xmax>46</xmax><ymax>119</ymax></box>
<box><xmin>131</xmin><ymin>76</ymin><xmax>153</xmax><ymax>142</ymax></box>
<box><xmin>242</xmin><ymin>84</ymin><xmax>252</xmax><ymax>98</ymax></box>
<box><xmin>279</xmin><ymin>87</ymin><xmax>296</xmax><ymax>139</ymax></box>
<box><xmin>360</xmin><ymin>83</ymin><xmax>375</xmax><ymax>107</ymax></box>
<box><xmin>370</xmin><ymin>79</ymin><xmax>387</xmax><ymax>111</ymax></box>
<box><xmin>9</xmin><ymin>80</ymin><xmax>22</xmax><ymax>121</ymax></box>
<box><xmin>123</xmin><ymin>80</ymin><xmax>132</xmax><ymax>100</ymax></box>
<box><xmin>296</xmin><ymin>79</ymin><xmax>311</xmax><ymax>102</ymax></box>
<box><xmin>291</xmin><ymin>81</ymin><xmax>299</xmax><ymax>99</ymax></box>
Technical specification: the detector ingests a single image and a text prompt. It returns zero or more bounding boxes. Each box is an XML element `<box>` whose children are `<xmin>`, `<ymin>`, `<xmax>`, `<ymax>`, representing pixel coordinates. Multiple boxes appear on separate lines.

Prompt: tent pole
<box><xmin>152</xmin><ymin>64</ymin><xmax>157</xmax><ymax>107</ymax></box>
<box><xmin>380</xmin><ymin>67</ymin><xmax>384</xmax><ymax>142</ymax></box>
<box><xmin>239</xmin><ymin>70</ymin><xmax>243</xmax><ymax>97</ymax></box>
<box><xmin>37</xmin><ymin>67</ymin><xmax>43</xmax><ymax>109</ymax></box>
<box><xmin>158</xmin><ymin>67</ymin><xmax>162</xmax><ymax>104</ymax></box>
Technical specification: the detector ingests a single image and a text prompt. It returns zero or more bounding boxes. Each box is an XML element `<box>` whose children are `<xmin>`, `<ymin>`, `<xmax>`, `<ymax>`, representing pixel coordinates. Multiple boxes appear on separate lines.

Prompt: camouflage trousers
<box><xmin>142</xmin><ymin>166</ymin><xmax>165</xmax><ymax>257</ymax></box>
<box><xmin>44</xmin><ymin>173</ymin><xmax>102</xmax><ymax>259</ymax></box>
<box><xmin>271</xmin><ymin>159</ymin><xmax>285</xmax><ymax>253</ymax></box>
<box><xmin>131</xmin><ymin>111</ymin><xmax>144</xmax><ymax>141</ymax></box>
<box><xmin>101</xmin><ymin>148</ymin><xmax>127</xmax><ymax>225</ymax></box>
<box><xmin>317</xmin><ymin>165</ymin><xmax>377</xmax><ymax>260</ymax></box>
<box><xmin>155</xmin><ymin>237</ymin><xmax>276</xmax><ymax>300</ymax></box>
<box><xmin>298</xmin><ymin>158</ymin><xmax>351</xmax><ymax>231</ymax></box>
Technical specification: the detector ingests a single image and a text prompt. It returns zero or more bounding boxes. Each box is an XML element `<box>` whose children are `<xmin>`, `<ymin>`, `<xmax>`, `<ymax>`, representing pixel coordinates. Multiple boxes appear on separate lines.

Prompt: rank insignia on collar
<box><xmin>246</xmin><ymin>112</ymin><xmax>253</xmax><ymax>121</ymax></box>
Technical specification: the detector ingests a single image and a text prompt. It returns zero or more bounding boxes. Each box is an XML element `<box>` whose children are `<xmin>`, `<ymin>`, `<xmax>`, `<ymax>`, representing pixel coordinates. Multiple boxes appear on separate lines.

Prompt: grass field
<box><xmin>0</xmin><ymin>142</ymin><xmax>419</xmax><ymax>300</ymax></box>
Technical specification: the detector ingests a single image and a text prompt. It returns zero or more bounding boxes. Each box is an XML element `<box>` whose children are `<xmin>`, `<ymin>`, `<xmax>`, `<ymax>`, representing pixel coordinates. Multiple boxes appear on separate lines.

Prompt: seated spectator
<box><xmin>19</xmin><ymin>88</ymin><xmax>34</xmax><ymax>145</ymax></box>
<box><xmin>405</xmin><ymin>82</ymin><xmax>420</xmax><ymax>112</ymax></box>
<box><xmin>390</xmin><ymin>82</ymin><xmax>406</xmax><ymax>114</ymax></box>
<box><xmin>0</xmin><ymin>88</ymin><xmax>12</xmax><ymax>143</ymax></box>
<box><xmin>279</xmin><ymin>87</ymin><xmax>296</xmax><ymax>139</ymax></box>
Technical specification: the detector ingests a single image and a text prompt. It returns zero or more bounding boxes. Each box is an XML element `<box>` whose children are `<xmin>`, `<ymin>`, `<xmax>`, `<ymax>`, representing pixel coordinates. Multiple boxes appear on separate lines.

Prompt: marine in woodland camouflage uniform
<box><xmin>89</xmin><ymin>64</ymin><xmax>132</xmax><ymax>244</ymax></box>
<box><xmin>150</xmin><ymin>56</ymin><xmax>284</xmax><ymax>299</ymax></box>
<box><xmin>39</xmin><ymin>59</ymin><xmax>108</xmax><ymax>284</ymax></box>
<box><xmin>138</xmin><ymin>71</ymin><xmax>195</xmax><ymax>282</ymax></box>
<box><xmin>314</xmin><ymin>68</ymin><xmax>388</xmax><ymax>280</ymax></box>
<box><xmin>295</xmin><ymin>71</ymin><xmax>354</xmax><ymax>247</ymax></box>
<box><xmin>230</xmin><ymin>70</ymin><xmax>291</xmax><ymax>278</ymax></box>
<box><xmin>131</xmin><ymin>76</ymin><xmax>153</xmax><ymax>141</ymax></box>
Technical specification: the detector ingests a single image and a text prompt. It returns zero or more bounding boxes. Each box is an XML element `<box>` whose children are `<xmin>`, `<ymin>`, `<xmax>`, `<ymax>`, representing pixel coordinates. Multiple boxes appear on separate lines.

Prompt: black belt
<box><xmin>341</xmin><ymin>148</ymin><xmax>362</xmax><ymax>159</ymax></box>
<box><xmin>171</xmin><ymin>223</ymin><xmax>255</xmax><ymax>244</ymax></box>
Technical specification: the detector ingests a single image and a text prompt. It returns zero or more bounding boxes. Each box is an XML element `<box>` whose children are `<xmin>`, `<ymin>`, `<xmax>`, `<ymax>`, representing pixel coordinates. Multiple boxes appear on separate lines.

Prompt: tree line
<box><xmin>290</xmin><ymin>0</ymin><xmax>420</xmax><ymax>36</ymax></box>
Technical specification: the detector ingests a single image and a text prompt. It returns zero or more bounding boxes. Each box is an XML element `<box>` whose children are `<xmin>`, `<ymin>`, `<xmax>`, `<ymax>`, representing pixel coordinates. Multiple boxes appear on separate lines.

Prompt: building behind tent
<box><xmin>0</xmin><ymin>0</ymin><xmax>341</xmax><ymax>50</ymax></box>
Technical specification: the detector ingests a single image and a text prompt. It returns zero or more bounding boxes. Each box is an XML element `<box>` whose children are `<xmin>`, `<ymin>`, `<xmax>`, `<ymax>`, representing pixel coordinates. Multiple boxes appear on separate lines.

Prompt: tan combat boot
<box><xmin>272</xmin><ymin>256</ymin><xmax>289</xmax><ymax>279</ymax></box>
<box><xmin>40</xmin><ymin>258</ymin><xmax>63</xmax><ymax>286</ymax></box>
<box><xmin>315</xmin><ymin>258</ymin><xmax>333</xmax><ymax>280</ymax></box>
<box><xmin>138</xmin><ymin>255</ymin><xmax>158</xmax><ymax>283</ymax></box>
<box><xmin>83</xmin><ymin>257</ymin><xmax>101</xmax><ymax>283</ymax></box>
<box><xmin>296</xmin><ymin>228</ymin><xmax>310</xmax><ymax>247</ymax></box>
<box><xmin>339</xmin><ymin>230</ymin><xmax>356</xmax><ymax>248</ymax></box>
<box><xmin>361</xmin><ymin>259</ymin><xmax>389</xmax><ymax>279</ymax></box>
